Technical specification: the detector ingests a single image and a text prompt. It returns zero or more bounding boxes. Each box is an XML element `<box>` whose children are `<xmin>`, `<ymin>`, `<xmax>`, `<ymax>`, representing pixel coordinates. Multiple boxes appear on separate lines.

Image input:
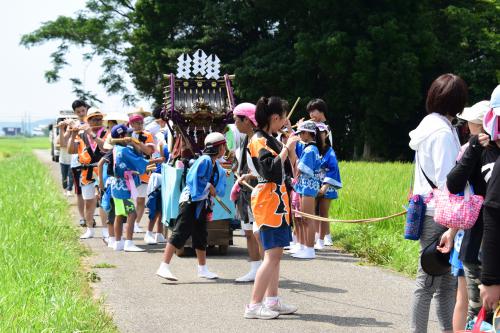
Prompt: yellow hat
<box><xmin>127</xmin><ymin>106</ymin><xmax>151</xmax><ymax>117</ymax></box>
<box><xmin>85</xmin><ymin>107</ymin><xmax>104</xmax><ymax>121</ymax></box>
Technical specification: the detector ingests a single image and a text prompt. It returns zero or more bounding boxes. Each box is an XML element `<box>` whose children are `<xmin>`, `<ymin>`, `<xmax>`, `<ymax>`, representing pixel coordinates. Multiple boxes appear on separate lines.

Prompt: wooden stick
<box><xmin>287</xmin><ymin>97</ymin><xmax>301</xmax><ymax>120</ymax></box>
<box><xmin>109</xmin><ymin>137</ymin><xmax>141</xmax><ymax>145</ymax></box>
<box><xmin>214</xmin><ymin>195</ymin><xmax>232</xmax><ymax>214</ymax></box>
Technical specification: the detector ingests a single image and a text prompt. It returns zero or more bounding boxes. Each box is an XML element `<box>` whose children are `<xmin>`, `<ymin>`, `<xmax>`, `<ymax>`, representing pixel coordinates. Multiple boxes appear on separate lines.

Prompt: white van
<box><xmin>49</xmin><ymin>110</ymin><xmax>77</xmax><ymax>162</ymax></box>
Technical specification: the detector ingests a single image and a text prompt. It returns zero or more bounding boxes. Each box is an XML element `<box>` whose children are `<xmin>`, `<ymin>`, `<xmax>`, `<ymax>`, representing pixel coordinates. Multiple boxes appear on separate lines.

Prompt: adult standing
<box><xmin>446</xmin><ymin>100</ymin><xmax>490</xmax><ymax>325</ymax></box>
<box><xmin>68</xmin><ymin>107</ymin><xmax>108</xmax><ymax>239</ymax></box>
<box><xmin>65</xmin><ymin>100</ymin><xmax>88</xmax><ymax>226</ymax></box>
<box><xmin>479</xmin><ymin>85</ymin><xmax>500</xmax><ymax>312</ymax></box>
<box><xmin>408</xmin><ymin>73</ymin><xmax>468</xmax><ymax>333</ymax></box>
<box><xmin>57</xmin><ymin>114</ymin><xmax>77</xmax><ymax>196</ymax></box>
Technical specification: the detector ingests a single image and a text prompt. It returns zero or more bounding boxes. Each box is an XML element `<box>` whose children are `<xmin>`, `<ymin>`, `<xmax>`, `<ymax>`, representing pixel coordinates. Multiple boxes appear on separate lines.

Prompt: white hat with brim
<box><xmin>294</xmin><ymin>120</ymin><xmax>317</xmax><ymax>134</ymax></box>
<box><xmin>103</xmin><ymin>112</ymin><xmax>129</xmax><ymax>125</ymax></box>
<box><xmin>127</xmin><ymin>107</ymin><xmax>152</xmax><ymax>117</ymax></box>
<box><xmin>86</xmin><ymin>107</ymin><xmax>104</xmax><ymax>121</ymax></box>
<box><xmin>457</xmin><ymin>100</ymin><xmax>490</xmax><ymax>125</ymax></box>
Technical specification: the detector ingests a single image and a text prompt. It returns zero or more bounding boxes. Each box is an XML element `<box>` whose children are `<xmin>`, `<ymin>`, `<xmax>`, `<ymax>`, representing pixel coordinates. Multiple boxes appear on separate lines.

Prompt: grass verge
<box><xmin>330</xmin><ymin>161</ymin><xmax>420</xmax><ymax>277</ymax></box>
<box><xmin>0</xmin><ymin>138</ymin><xmax>116</xmax><ymax>331</ymax></box>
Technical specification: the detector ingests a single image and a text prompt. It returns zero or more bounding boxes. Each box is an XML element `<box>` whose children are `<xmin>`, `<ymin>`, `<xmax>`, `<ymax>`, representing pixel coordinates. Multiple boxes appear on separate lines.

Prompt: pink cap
<box><xmin>483</xmin><ymin>108</ymin><xmax>500</xmax><ymax>140</ymax></box>
<box><xmin>128</xmin><ymin>114</ymin><xmax>144</xmax><ymax>123</ymax></box>
<box><xmin>233</xmin><ymin>103</ymin><xmax>257</xmax><ymax>126</ymax></box>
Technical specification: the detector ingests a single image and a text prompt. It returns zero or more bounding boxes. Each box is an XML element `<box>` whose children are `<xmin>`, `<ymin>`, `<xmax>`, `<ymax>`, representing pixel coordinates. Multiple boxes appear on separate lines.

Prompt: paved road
<box><xmin>35</xmin><ymin>150</ymin><xmax>440</xmax><ymax>332</ymax></box>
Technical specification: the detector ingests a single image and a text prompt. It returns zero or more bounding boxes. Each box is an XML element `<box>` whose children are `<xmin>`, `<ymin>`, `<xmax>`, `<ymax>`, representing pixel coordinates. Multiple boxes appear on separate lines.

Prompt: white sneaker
<box><xmin>107</xmin><ymin>237</ymin><xmax>116</xmax><ymax>248</ymax></box>
<box><xmin>113</xmin><ymin>239</ymin><xmax>124</xmax><ymax>251</ymax></box>
<box><xmin>235</xmin><ymin>261</ymin><xmax>261</xmax><ymax>282</ymax></box>
<box><xmin>314</xmin><ymin>239</ymin><xmax>324</xmax><ymax>250</ymax></box>
<box><xmin>198</xmin><ymin>265</ymin><xmax>218</xmax><ymax>279</ymax></box>
<box><xmin>244</xmin><ymin>304</ymin><xmax>279</xmax><ymax>319</ymax></box>
<box><xmin>286</xmin><ymin>243</ymin><xmax>303</xmax><ymax>254</ymax></box>
<box><xmin>292</xmin><ymin>247</ymin><xmax>315</xmax><ymax>259</ymax></box>
<box><xmin>133</xmin><ymin>223</ymin><xmax>144</xmax><ymax>233</ymax></box>
<box><xmin>66</xmin><ymin>190</ymin><xmax>73</xmax><ymax>197</ymax></box>
<box><xmin>324</xmin><ymin>235</ymin><xmax>333</xmax><ymax>246</ymax></box>
<box><xmin>265</xmin><ymin>298</ymin><xmax>298</xmax><ymax>315</ymax></box>
<box><xmin>124</xmin><ymin>240</ymin><xmax>145</xmax><ymax>252</ymax></box>
<box><xmin>144</xmin><ymin>231</ymin><xmax>157</xmax><ymax>245</ymax></box>
<box><xmin>156</xmin><ymin>262</ymin><xmax>178</xmax><ymax>281</ymax></box>
<box><xmin>80</xmin><ymin>228</ymin><xmax>95</xmax><ymax>239</ymax></box>
<box><xmin>155</xmin><ymin>232</ymin><xmax>167</xmax><ymax>243</ymax></box>
<box><xmin>102</xmin><ymin>228</ymin><xmax>109</xmax><ymax>239</ymax></box>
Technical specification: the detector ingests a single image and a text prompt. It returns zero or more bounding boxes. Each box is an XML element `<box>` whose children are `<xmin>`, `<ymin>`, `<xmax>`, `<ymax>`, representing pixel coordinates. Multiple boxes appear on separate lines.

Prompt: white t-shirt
<box><xmin>59</xmin><ymin>148</ymin><xmax>73</xmax><ymax>165</ymax></box>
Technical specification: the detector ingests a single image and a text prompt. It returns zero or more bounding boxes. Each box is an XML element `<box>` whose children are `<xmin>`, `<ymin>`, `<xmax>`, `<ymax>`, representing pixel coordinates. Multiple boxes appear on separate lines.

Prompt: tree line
<box><xmin>21</xmin><ymin>0</ymin><xmax>500</xmax><ymax>160</ymax></box>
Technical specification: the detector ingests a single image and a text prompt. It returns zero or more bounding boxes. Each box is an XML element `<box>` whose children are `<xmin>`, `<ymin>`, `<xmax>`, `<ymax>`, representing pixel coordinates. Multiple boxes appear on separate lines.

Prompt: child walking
<box><xmin>156</xmin><ymin>132</ymin><xmax>227</xmax><ymax>281</ymax></box>
<box><xmin>109</xmin><ymin>124</ymin><xmax>149</xmax><ymax>252</ymax></box>
<box><xmin>244</xmin><ymin>96</ymin><xmax>299</xmax><ymax>320</ymax></box>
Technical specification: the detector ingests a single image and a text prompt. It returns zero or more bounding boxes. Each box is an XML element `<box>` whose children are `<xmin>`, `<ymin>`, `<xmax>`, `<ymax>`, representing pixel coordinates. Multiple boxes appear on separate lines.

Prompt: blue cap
<box><xmin>111</xmin><ymin>124</ymin><xmax>131</xmax><ymax>138</ymax></box>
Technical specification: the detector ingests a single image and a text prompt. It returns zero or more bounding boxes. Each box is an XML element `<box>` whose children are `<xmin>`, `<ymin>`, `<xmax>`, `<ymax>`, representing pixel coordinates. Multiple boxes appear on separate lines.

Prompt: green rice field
<box><xmin>0</xmin><ymin>137</ymin><xmax>116</xmax><ymax>332</ymax></box>
<box><xmin>330</xmin><ymin>161</ymin><xmax>419</xmax><ymax>276</ymax></box>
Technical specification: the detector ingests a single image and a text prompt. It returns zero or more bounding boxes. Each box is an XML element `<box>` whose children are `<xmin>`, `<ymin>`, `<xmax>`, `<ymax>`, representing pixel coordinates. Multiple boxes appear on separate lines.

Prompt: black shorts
<box><xmin>71</xmin><ymin>167</ymin><xmax>82</xmax><ymax>195</ymax></box>
<box><xmin>169</xmin><ymin>201</ymin><xmax>208</xmax><ymax>251</ymax></box>
<box><xmin>236</xmin><ymin>189</ymin><xmax>253</xmax><ymax>224</ymax></box>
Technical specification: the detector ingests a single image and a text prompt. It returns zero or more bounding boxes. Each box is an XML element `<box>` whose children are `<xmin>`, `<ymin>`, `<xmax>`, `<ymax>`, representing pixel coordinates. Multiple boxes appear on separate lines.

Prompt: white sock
<box><xmin>250</xmin><ymin>260</ymin><xmax>261</xmax><ymax>271</ymax></box>
<box><xmin>265</xmin><ymin>296</ymin><xmax>279</xmax><ymax>305</ymax></box>
<box><xmin>198</xmin><ymin>264</ymin><xmax>208</xmax><ymax>272</ymax></box>
<box><xmin>146</xmin><ymin>231</ymin><xmax>154</xmax><ymax>237</ymax></box>
<box><xmin>315</xmin><ymin>232</ymin><xmax>320</xmax><ymax>241</ymax></box>
<box><xmin>248</xmin><ymin>302</ymin><xmax>262</xmax><ymax>310</ymax></box>
<box><xmin>292</xmin><ymin>234</ymin><xmax>297</xmax><ymax>243</ymax></box>
<box><xmin>108</xmin><ymin>236</ymin><xmax>116</xmax><ymax>243</ymax></box>
<box><xmin>317</xmin><ymin>239</ymin><xmax>324</xmax><ymax>246</ymax></box>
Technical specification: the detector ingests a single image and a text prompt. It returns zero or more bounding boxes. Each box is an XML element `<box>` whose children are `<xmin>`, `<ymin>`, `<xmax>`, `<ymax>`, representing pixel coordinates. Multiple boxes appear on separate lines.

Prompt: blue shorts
<box><xmin>259</xmin><ymin>222</ymin><xmax>292</xmax><ymax>251</ymax></box>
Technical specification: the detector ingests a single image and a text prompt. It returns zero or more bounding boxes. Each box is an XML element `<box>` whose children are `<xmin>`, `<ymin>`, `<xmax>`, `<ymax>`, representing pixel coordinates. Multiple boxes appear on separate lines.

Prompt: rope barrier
<box><xmin>235</xmin><ymin>176</ymin><xmax>407</xmax><ymax>224</ymax></box>
<box><xmin>292</xmin><ymin>209</ymin><xmax>407</xmax><ymax>224</ymax></box>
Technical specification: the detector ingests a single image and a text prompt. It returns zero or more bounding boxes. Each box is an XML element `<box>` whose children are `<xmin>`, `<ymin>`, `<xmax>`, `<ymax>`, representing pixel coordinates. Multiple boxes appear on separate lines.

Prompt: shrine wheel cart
<box><xmin>161</xmin><ymin>49</ymin><xmax>236</xmax><ymax>256</ymax></box>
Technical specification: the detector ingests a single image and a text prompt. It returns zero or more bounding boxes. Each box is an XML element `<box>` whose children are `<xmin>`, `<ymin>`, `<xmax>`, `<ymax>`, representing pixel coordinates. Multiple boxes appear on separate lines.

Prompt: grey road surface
<box><xmin>35</xmin><ymin>149</ymin><xmax>440</xmax><ymax>333</ymax></box>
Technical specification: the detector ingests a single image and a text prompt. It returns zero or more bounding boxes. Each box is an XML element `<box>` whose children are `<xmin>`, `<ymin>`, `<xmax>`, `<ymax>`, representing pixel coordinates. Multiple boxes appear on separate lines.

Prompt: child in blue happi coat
<box><xmin>315</xmin><ymin>122</ymin><xmax>342</xmax><ymax>249</ymax></box>
<box><xmin>292</xmin><ymin>120</ymin><xmax>322</xmax><ymax>259</ymax></box>
<box><xmin>144</xmin><ymin>133</ymin><xmax>170</xmax><ymax>245</ymax></box>
<box><xmin>156</xmin><ymin>132</ymin><xmax>227</xmax><ymax>281</ymax></box>
<box><xmin>109</xmin><ymin>124</ymin><xmax>150</xmax><ymax>252</ymax></box>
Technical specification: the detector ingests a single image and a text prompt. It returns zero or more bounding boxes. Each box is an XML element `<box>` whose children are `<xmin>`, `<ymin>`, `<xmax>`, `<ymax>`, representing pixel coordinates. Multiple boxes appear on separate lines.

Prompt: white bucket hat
<box><xmin>457</xmin><ymin>100</ymin><xmax>490</xmax><ymax>125</ymax></box>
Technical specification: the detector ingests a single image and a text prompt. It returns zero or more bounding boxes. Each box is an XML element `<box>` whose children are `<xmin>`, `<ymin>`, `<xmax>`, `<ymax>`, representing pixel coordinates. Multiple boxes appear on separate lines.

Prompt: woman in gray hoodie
<box><xmin>408</xmin><ymin>73</ymin><xmax>468</xmax><ymax>333</ymax></box>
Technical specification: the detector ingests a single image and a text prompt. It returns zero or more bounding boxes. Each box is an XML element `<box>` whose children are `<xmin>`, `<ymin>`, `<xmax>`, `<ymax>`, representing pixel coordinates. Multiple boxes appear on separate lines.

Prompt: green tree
<box><xmin>21</xmin><ymin>0</ymin><xmax>500</xmax><ymax>160</ymax></box>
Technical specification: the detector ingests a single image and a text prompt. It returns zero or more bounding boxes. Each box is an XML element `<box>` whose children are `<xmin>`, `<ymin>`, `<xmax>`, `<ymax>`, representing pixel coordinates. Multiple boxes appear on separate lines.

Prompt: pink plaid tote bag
<box><xmin>433</xmin><ymin>184</ymin><xmax>484</xmax><ymax>230</ymax></box>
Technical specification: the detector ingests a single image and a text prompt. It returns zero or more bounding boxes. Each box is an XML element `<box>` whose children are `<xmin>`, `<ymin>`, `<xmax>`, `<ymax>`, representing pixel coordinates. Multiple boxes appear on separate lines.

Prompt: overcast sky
<box><xmin>0</xmin><ymin>0</ymin><xmax>148</xmax><ymax>122</ymax></box>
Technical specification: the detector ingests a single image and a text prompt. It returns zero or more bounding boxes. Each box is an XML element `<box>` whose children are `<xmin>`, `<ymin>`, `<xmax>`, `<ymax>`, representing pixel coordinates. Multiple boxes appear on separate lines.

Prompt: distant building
<box><xmin>2</xmin><ymin>127</ymin><xmax>22</xmax><ymax>136</ymax></box>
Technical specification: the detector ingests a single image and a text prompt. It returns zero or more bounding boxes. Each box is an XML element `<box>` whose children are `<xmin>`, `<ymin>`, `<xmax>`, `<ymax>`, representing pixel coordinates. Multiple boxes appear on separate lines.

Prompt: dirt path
<box><xmin>35</xmin><ymin>149</ymin><xmax>439</xmax><ymax>332</ymax></box>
